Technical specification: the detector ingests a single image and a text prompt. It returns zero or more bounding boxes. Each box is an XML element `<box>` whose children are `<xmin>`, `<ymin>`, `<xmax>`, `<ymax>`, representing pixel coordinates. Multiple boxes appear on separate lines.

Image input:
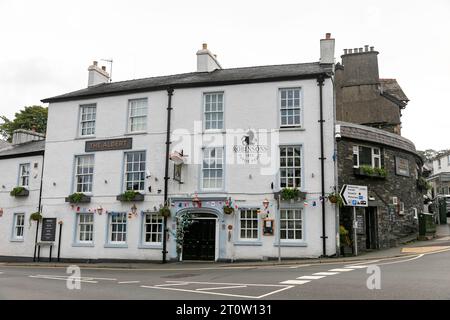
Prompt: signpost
<box><xmin>340</xmin><ymin>184</ymin><xmax>368</xmax><ymax>256</ymax></box>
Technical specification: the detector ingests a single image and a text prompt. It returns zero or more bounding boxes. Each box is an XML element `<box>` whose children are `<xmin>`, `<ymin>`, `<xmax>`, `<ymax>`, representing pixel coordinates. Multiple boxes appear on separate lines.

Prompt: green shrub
<box><xmin>280</xmin><ymin>188</ymin><xmax>300</xmax><ymax>200</ymax></box>
<box><xmin>67</xmin><ymin>192</ymin><xmax>85</xmax><ymax>203</ymax></box>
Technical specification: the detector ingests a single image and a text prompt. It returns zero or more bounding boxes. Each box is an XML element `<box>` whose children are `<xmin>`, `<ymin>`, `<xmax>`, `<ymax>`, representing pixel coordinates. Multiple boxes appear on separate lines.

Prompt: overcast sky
<box><xmin>0</xmin><ymin>0</ymin><xmax>448</xmax><ymax>150</ymax></box>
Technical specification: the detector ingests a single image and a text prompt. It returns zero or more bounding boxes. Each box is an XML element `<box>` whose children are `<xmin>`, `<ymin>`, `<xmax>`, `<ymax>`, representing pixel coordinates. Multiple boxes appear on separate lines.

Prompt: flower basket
<box><xmin>328</xmin><ymin>193</ymin><xmax>343</xmax><ymax>207</ymax></box>
<box><xmin>30</xmin><ymin>212</ymin><xmax>42</xmax><ymax>222</ymax></box>
<box><xmin>223</xmin><ymin>206</ymin><xmax>235</xmax><ymax>215</ymax></box>
<box><xmin>65</xmin><ymin>193</ymin><xmax>91</xmax><ymax>203</ymax></box>
<box><xmin>159</xmin><ymin>206</ymin><xmax>171</xmax><ymax>218</ymax></box>
<box><xmin>10</xmin><ymin>186</ymin><xmax>29</xmax><ymax>197</ymax></box>
<box><xmin>116</xmin><ymin>191</ymin><xmax>144</xmax><ymax>202</ymax></box>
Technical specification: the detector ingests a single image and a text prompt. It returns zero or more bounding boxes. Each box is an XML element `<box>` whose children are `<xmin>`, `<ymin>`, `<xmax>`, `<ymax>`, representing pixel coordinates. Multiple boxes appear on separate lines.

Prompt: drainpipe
<box><xmin>33</xmin><ymin>151</ymin><xmax>45</xmax><ymax>262</ymax></box>
<box><xmin>317</xmin><ymin>74</ymin><xmax>327</xmax><ymax>257</ymax></box>
<box><xmin>162</xmin><ymin>88</ymin><xmax>174</xmax><ymax>264</ymax></box>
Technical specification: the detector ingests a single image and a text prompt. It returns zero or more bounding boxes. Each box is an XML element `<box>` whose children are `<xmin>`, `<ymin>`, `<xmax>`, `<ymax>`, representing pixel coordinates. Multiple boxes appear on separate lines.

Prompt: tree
<box><xmin>0</xmin><ymin>106</ymin><xmax>48</xmax><ymax>142</ymax></box>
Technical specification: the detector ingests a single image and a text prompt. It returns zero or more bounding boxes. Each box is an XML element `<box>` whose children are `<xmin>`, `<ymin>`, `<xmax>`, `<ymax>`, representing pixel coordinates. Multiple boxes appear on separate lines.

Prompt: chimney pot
<box><xmin>93</xmin><ymin>61</ymin><xmax>98</xmax><ymax>66</ymax></box>
<box><xmin>101</xmin><ymin>66</ymin><xmax>106</xmax><ymax>71</ymax></box>
<box><xmin>349</xmin><ymin>49</ymin><xmax>353</xmax><ymax>54</ymax></box>
<box><xmin>344</xmin><ymin>49</ymin><xmax>348</xmax><ymax>54</ymax></box>
<box><xmin>364</xmin><ymin>45</ymin><xmax>369</xmax><ymax>52</ymax></box>
<box><xmin>370</xmin><ymin>46</ymin><xmax>374</xmax><ymax>51</ymax></box>
<box><xmin>354</xmin><ymin>48</ymin><xmax>358</xmax><ymax>53</ymax></box>
<box><xmin>325</xmin><ymin>33</ymin><xmax>331</xmax><ymax>39</ymax></box>
<box><xmin>202</xmin><ymin>43</ymin><xmax>207</xmax><ymax>50</ymax></box>
<box><xmin>359</xmin><ymin>48</ymin><xmax>363</xmax><ymax>53</ymax></box>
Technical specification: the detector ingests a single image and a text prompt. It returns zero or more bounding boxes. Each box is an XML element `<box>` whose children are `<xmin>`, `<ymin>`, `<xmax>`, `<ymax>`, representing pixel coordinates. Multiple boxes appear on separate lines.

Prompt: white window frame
<box><xmin>279</xmin><ymin>87</ymin><xmax>302</xmax><ymax>127</ymax></box>
<box><xmin>279</xmin><ymin>145</ymin><xmax>302</xmax><ymax>189</ymax></box>
<box><xmin>128</xmin><ymin>98</ymin><xmax>148</xmax><ymax>133</ymax></box>
<box><xmin>74</xmin><ymin>155</ymin><xmax>94</xmax><ymax>194</ymax></box>
<box><xmin>201</xmin><ymin>147</ymin><xmax>224</xmax><ymax>190</ymax></box>
<box><xmin>18</xmin><ymin>163</ymin><xmax>30</xmax><ymax>188</ymax></box>
<box><xmin>79</xmin><ymin>104</ymin><xmax>96</xmax><ymax>137</ymax></box>
<box><xmin>353</xmin><ymin>145</ymin><xmax>381</xmax><ymax>168</ymax></box>
<box><xmin>238</xmin><ymin>209</ymin><xmax>259</xmax><ymax>241</ymax></box>
<box><xmin>279</xmin><ymin>209</ymin><xmax>303</xmax><ymax>241</ymax></box>
<box><xmin>77</xmin><ymin>213</ymin><xmax>94</xmax><ymax>243</ymax></box>
<box><xmin>143</xmin><ymin>212</ymin><xmax>163</xmax><ymax>245</ymax></box>
<box><xmin>12</xmin><ymin>213</ymin><xmax>25</xmax><ymax>240</ymax></box>
<box><xmin>203</xmin><ymin>92</ymin><xmax>224</xmax><ymax>131</ymax></box>
<box><xmin>124</xmin><ymin>151</ymin><xmax>146</xmax><ymax>192</ymax></box>
<box><xmin>109</xmin><ymin>212</ymin><xmax>127</xmax><ymax>244</ymax></box>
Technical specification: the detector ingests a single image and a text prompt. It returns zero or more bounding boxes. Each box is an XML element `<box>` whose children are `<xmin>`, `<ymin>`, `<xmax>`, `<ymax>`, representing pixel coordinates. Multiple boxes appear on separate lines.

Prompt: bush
<box><xmin>159</xmin><ymin>206</ymin><xmax>171</xmax><ymax>217</ymax></box>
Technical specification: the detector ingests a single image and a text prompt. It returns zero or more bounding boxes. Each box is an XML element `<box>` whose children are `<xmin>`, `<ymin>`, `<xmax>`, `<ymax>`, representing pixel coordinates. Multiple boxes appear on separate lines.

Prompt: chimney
<box><xmin>12</xmin><ymin>129</ymin><xmax>45</xmax><ymax>145</ymax></box>
<box><xmin>87</xmin><ymin>60</ymin><xmax>110</xmax><ymax>87</ymax></box>
<box><xmin>340</xmin><ymin>45</ymin><xmax>379</xmax><ymax>86</ymax></box>
<box><xmin>320</xmin><ymin>33</ymin><xmax>335</xmax><ymax>65</ymax></box>
<box><xmin>196</xmin><ymin>43</ymin><xmax>222</xmax><ymax>72</ymax></box>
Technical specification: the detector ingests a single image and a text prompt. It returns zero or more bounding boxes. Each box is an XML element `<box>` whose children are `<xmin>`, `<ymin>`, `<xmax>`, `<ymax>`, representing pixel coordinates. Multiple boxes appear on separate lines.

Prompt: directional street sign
<box><xmin>339</xmin><ymin>184</ymin><xmax>368</xmax><ymax>207</ymax></box>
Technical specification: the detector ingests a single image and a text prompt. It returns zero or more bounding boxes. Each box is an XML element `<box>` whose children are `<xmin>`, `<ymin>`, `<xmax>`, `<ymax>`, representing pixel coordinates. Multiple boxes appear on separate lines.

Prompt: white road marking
<box><xmin>313</xmin><ymin>272</ymin><xmax>339</xmax><ymax>276</ymax></box>
<box><xmin>345</xmin><ymin>265</ymin><xmax>368</xmax><ymax>269</ymax></box>
<box><xmin>162</xmin><ymin>280</ymin><xmax>288</xmax><ymax>287</ymax></box>
<box><xmin>279</xmin><ymin>280</ymin><xmax>311</xmax><ymax>285</ymax></box>
<box><xmin>196</xmin><ymin>285</ymin><xmax>247</xmax><ymax>291</ymax></box>
<box><xmin>296</xmin><ymin>275</ymin><xmax>326</xmax><ymax>280</ymax></box>
<box><xmin>374</xmin><ymin>254</ymin><xmax>424</xmax><ymax>266</ymax></box>
<box><xmin>154</xmin><ymin>282</ymin><xmax>189</xmax><ymax>287</ymax></box>
<box><xmin>141</xmin><ymin>281</ymin><xmax>294</xmax><ymax>299</ymax></box>
<box><xmin>437</xmin><ymin>236</ymin><xmax>450</xmax><ymax>241</ymax></box>
<box><xmin>29</xmin><ymin>275</ymin><xmax>98</xmax><ymax>283</ymax></box>
<box><xmin>329</xmin><ymin>268</ymin><xmax>353</xmax><ymax>272</ymax></box>
<box><xmin>118</xmin><ymin>281</ymin><xmax>140</xmax><ymax>284</ymax></box>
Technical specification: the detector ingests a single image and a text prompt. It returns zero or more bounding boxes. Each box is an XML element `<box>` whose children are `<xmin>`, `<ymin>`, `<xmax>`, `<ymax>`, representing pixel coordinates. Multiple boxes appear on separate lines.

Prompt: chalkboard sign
<box><xmin>356</xmin><ymin>213</ymin><xmax>365</xmax><ymax>234</ymax></box>
<box><xmin>41</xmin><ymin>218</ymin><xmax>57</xmax><ymax>242</ymax></box>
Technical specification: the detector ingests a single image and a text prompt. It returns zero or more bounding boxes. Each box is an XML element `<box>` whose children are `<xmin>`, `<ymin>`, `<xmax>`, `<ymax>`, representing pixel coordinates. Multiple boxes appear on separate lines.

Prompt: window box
<box><xmin>65</xmin><ymin>193</ymin><xmax>91</xmax><ymax>203</ymax></box>
<box><xmin>274</xmin><ymin>189</ymin><xmax>306</xmax><ymax>202</ymax></box>
<box><xmin>116</xmin><ymin>191</ymin><xmax>144</xmax><ymax>202</ymax></box>
<box><xmin>353</xmin><ymin>166</ymin><xmax>387</xmax><ymax>179</ymax></box>
<box><xmin>10</xmin><ymin>187</ymin><xmax>29</xmax><ymax>197</ymax></box>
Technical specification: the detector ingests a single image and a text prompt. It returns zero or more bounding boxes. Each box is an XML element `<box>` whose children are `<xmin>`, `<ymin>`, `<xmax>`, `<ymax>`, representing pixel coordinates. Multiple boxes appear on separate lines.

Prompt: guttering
<box><xmin>162</xmin><ymin>88</ymin><xmax>174</xmax><ymax>264</ymax></box>
<box><xmin>317</xmin><ymin>74</ymin><xmax>327</xmax><ymax>257</ymax></box>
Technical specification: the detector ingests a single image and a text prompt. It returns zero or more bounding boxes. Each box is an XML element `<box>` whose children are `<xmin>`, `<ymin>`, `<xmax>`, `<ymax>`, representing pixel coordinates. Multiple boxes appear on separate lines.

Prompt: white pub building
<box><xmin>1</xmin><ymin>34</ymin><xmax>338</xmax><ymax>262</ymax></box>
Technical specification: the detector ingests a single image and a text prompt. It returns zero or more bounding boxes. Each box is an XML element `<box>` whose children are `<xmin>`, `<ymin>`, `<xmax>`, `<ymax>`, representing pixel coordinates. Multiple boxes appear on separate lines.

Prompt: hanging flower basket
<box><xmin>223</xmin><ymin>206</ymin><xmax>235</xmax><ymax>215</ymax></box>
<box><xmin>328</xmin><ymin>193</ymin><xmax>343</xmax><ymax>207</ymax></box>
<box><xmin>30</xmin><ymin>212</ymin><xmax>42</xmax><ymax>222</ymax></box>
<box><xmin>159</xmin><ymin>206</ymin><xmax>171</xmax><ymax>218</ymax></box>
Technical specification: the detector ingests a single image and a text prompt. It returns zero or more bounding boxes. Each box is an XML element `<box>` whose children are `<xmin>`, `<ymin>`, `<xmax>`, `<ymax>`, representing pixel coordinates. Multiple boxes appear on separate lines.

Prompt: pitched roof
<box><xmin>0</xmin><ymin>140</ymin><xmax>45</xmax><ymax>159</ymax></box>
<box><xmin>0</xmin><ymin>140</ymin><xmax>10</xmax><ymax>150</ymax></box>
<box><xmin>42</xmin><ymin>62</ymin><xmax>333</xmax><ymax>103</ymax></box>
<box><xmin>379</xmin><ymin>78</ymin><xmax>409</xmax><ymax>107</ymax></box>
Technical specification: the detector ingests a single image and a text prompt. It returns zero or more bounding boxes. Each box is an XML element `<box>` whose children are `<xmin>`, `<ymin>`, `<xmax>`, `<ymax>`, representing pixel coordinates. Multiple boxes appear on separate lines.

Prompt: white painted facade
<box><xmin>35</xmin><ymin>76</ymin><xmax>337</xmax><ymax>262</ymax></box>
<box><xmin>0</xmin><ymin>154</ymin><xmax>43</xmax><ymax>258</ymax></box>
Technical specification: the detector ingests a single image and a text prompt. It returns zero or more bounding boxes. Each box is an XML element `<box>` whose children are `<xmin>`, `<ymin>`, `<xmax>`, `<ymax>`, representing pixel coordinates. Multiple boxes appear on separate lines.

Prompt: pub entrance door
<box><xmin>182</xmin><ymin>218</ymin><xmax>216</xmax><ymax>261</ymax></box>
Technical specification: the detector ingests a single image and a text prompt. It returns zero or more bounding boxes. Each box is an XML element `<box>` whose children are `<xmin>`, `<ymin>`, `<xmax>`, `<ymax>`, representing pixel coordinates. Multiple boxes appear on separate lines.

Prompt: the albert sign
<box><xmin>340</xmin><ymin>184</ymin><xmax>368</xmax><ymax>207</ymax></box>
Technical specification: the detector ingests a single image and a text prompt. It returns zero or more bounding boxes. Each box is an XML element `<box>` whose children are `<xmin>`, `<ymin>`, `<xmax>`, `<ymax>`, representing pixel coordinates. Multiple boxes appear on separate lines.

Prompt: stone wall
<box><xmin>337</xmin><ymin>135</ymin><xmax>424</xmax><ymax>252</ymax></box>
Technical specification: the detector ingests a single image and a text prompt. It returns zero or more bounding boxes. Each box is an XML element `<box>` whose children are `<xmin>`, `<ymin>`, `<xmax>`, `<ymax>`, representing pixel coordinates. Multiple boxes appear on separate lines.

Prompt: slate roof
<box><xmin>0</xmin><ymin>140</ymin><xmax>10</xmax><ymax>150</ymax></box>
<box><xmin>0</xmin><ymin>140</ymin><xmax>45</xmax><ymax>159</ymax></box>
<box><xmin>379</xmin><ymin>78</ymin><xmax>409</xmax><ymax>105</ymax></box>
<box><xmin>42</xmin><ymin>62</ymin><xmax>333</xmax><ymax>103</ymax></box>
<box><xmin>338</xmin><ymin>121</ymin><xmax>421</xmax><ymax>160</ymax></box>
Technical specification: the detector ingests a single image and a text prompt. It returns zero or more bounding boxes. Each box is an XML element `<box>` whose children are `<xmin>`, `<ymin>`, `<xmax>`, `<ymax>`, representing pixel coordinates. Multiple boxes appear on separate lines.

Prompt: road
<box><xmin>1</xmin><ymin>245</ymin><xmax>450</xmax><ymax>300</ymax></box>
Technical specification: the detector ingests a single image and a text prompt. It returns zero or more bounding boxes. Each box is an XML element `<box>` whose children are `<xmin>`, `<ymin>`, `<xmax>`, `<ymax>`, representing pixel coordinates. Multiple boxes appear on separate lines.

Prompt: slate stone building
<box><xmin>335</xmin><ymin>46</ymin><xmax>425</xmax><ymax>253</ymax></box>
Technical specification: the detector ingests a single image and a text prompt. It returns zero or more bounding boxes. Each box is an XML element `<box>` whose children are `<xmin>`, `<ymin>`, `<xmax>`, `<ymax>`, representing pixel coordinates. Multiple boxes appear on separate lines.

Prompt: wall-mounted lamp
<box><xmin>131</xmin><ymin>204</ymin><xmax>137</xmax><ymax>215</ymax></box>
<box><xmin>97</xmin><ymin>205</ymin><xmax>104</xmax><ymax>215</ymax></box>
<box><xmin>262</xmin><ymin>198</ymin><xmax>270</xmax><ymax>209</ymax></box>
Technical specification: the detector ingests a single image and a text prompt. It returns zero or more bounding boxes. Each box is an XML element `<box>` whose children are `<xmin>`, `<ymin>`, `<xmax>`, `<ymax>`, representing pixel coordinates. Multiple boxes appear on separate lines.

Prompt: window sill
<box><xmin>234</xmin><ymin>241</ymin><xmax>262</xmax><ymax>246</ymax></box>
<box><xmin>72</xmin><ymin>243</ymin><xmax>95</xmax><ymax>247</ymax></box>
<box><xmin>273</xmin><ymin>242</ymin><xmax>307</xmax><ymax>247</ymax></box>
<box><xmin>75</xmin><ymin>135</ymin><xmax>96</xmax><ymax>140</ymax></box>
<box><xmin>124</xmin><ymin>131</ymin><xmax>147</xmax><ymax>136</ymax></box>
<box><xmin>104</xmin><ymin>243</ymin><xmax>128</xmax><ymax>248</ymax></box>
<box><xmin>138</xmin><ymin>244</ymin><xmax>163</xmax><ymax>249</ymax></box>
<box><xmin>202</xmin><ymin>129</ymin><xmax>226</xmax><ymax>134</ymax></box>
<box><xmin>279</xmin><ymin>126</ymin><xmax>304</xmax><ymax>131</ymax></box>
<box><xmin>10</xmin><ymin>238</ymin><xmax>24</xmax><ymax>243</ymax></box>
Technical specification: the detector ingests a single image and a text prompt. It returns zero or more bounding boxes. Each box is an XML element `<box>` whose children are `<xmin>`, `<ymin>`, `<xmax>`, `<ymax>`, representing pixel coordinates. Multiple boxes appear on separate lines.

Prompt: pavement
<box><xmin>1</xmin><ymin>220</ymin><xmax>450</xmax><ymax>271</ymax></box>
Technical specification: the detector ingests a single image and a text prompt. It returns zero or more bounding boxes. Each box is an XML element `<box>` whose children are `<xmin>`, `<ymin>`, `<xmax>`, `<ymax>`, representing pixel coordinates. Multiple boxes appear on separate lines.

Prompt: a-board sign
<box><xmin>41</xmin><ymin>218</ymin><xmax>57</xmax><ymax>242</ymax></box>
